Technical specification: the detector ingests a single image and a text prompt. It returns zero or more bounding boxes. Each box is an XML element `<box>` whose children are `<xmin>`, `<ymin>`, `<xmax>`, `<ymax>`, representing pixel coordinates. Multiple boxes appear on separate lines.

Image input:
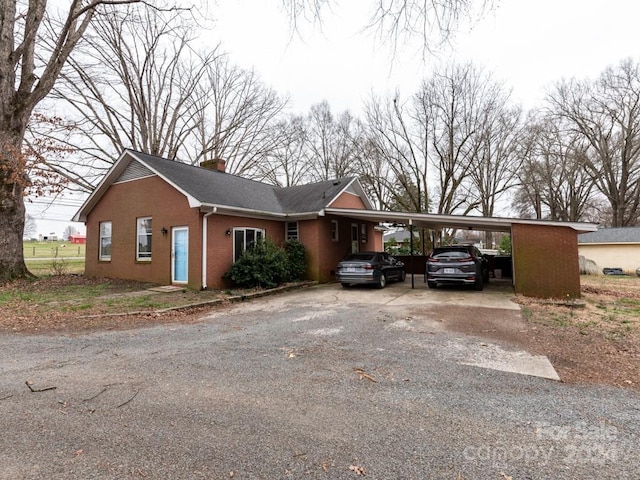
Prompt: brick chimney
<box><xmin>199</xmin><ymin>158</ymin><xmax>226</xmax><ymax>172</ymax></box>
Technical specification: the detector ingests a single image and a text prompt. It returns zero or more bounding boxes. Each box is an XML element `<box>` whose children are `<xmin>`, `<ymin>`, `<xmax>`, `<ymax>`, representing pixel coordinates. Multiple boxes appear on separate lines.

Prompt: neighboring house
<box><xmin>73</xmin><ymin>150</ymin><xmax>383</xmax><ymax>290</ymax></box>
<box><xmin>578</xmin><ymin>227</ymin><xmax>640</xmax><ymax>274</ymax></box>
<box><xmin>383</xmin><ymin>229</ymin><xmax>416</xmax><ymax>252</ymax></box>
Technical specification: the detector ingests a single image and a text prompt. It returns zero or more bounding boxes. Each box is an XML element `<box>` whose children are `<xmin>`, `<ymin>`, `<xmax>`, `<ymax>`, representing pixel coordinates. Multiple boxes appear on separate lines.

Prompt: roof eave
<box><xmin>324</xmin><ymin>208</ymin><xmax>599</xmax><ymax>233</ymax></box>
<box><xmin>201</xmin><ymin>204</ymin><xmax>320</xmax><ymax>220</ymax></box>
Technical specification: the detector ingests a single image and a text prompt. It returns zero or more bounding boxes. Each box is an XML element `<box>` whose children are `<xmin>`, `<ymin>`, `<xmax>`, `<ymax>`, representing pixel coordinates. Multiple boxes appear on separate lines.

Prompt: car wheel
<box><xmin>377</xmin><ymin>273</ymin><xmax>387</xmax><ymax>289</ymax></box>
<box><xmin>427</xmin><ymin>281</ymin><xmax>437</xmax><ymax>289</ymax></box>
<box><xmin>399</xmin><ymin>270</ymin><xmax>406</xmax><ymax>282</ymax></box>
<box><xmin>341</xmin><ymin>282</ymin><xmax>351</xmax><ymax>288</ymax></box>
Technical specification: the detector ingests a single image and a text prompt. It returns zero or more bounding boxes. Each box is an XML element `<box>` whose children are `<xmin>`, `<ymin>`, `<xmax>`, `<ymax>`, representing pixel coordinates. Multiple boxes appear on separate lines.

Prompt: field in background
<box><xmin>23</xmin><ymin>240</ymin><xmax>85</xmax><ymax>275</ymax></box>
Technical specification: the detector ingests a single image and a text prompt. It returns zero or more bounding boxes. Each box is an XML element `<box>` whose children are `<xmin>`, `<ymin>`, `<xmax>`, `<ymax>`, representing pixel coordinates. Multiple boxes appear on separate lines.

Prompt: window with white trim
<box><xmin>360</xmin><ymin>224</ymin><xmax>368</xmax><ymax>243</ymax></box>
<box><xmin>99</xmin><ymin>221</ymin><xmax>112</xmax><ymax>261</ymax></box>
<box><xmin>136</xmin><ymin>217</ymin><xmax>152</xmax><ymax>261</ymax></box>
<box><xmin>233</xmin><ymin>227</ymin><xmax>265</xmax><ymax>262</ymax></box>
<box><xmin>286</xmin><ymin>221</ymin><xmax>299</xmax><ymax>241</ymax></box>
<box><xmin>330</xmin><ymin>220</ymin><xmax>339</xmax><ymax>242</ymax></box>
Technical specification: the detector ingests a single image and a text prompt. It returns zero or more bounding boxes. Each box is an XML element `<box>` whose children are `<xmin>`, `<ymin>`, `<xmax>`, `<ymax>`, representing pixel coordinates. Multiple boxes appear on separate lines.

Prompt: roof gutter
<box><xmin>200</xmin><ymin>203</ymin><xmax>321</xmax><ymax>221</ymax></box>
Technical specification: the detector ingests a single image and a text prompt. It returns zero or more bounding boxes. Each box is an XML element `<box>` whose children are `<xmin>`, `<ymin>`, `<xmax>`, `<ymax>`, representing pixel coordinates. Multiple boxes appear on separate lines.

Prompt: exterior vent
<box><xmin>114</xmin><ymin>160</ymin><xmax>155</xmax><ymax>183</ymax></box>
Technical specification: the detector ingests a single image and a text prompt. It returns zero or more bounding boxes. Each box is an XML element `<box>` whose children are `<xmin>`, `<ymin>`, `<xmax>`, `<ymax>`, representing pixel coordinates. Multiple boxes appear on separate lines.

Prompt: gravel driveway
<box><xmin>1</xmin><ymin>284</ymin><xmax>638</xmax><ymax>479</ymax></box>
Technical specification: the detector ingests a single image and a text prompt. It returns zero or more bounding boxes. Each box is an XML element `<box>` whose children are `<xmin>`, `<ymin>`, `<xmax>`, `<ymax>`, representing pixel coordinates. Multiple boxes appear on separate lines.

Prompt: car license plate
<box><xmin>443</xmin><ymin>268</ymin><xmax>455</xmax><ymax>274</ymax></box>
<box><xmin>345</xmin><ymin>267</ymin><xmax>356</xmax><ymax>273</ymax></box>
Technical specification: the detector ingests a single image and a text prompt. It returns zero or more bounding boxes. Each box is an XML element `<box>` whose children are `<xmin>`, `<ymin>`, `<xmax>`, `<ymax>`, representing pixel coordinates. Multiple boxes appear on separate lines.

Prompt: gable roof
<box><xmin>73</xmin><ymin>150</ymin><xmax>371</xmax><ymax>222</ymax></box>
<box><xmin>578</xmin><ymin>227</ymin><xmax>640</xmax><ymax>244</ymax></box>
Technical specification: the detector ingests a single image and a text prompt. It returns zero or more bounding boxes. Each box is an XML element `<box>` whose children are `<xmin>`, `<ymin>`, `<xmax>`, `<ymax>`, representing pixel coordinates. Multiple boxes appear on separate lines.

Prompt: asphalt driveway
<box><xmin>1</xmin><ymin>281</ymin><xmax>638</xmax><ymax>479</ymax></box>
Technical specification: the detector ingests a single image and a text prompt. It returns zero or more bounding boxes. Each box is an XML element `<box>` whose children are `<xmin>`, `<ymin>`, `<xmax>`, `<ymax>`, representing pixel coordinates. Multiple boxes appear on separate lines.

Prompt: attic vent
<box><xmin>345</xmin><ymin>184</ymin><xmax>357</xmax><ymax>195</ymax></box>
<box><xmin>114</xmin><ymin>160</ymin><xmax>155</xmax><ymax>183</ymax></box>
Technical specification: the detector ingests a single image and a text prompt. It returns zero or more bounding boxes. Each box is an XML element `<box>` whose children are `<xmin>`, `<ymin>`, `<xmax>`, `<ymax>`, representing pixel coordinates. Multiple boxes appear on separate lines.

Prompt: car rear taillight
<box><xmin>363</xmin><ymin>264</ymin><xmax>374</xmax><ymax>270</ymax></box>
<box><xmin>428</xmin><ymin>257</ymin><xmax>438</xmax><ymax>262</ymax></box>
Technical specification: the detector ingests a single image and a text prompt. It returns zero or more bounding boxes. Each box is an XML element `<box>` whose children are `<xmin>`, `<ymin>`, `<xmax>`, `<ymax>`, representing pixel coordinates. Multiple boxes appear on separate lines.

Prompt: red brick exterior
<box><xmin>511</xmin><ymin>223</ymin><xmax>580</xmax><ymax>299</ymax></box>
<box><xmin>84</xmin><ymin>176</ymin><xmax>382</xmax><ymax>289</ymax></box>
<box><xmin>204</xmin><ymin>214</ymin><xmax>285</xmax><ymax>288</ymax></box>
<box><xmin>85</xmin><ymin>176</ymin><xmax>203</xmax><ymax>289</ymax></box>
<box><xmin>329</xmin><ymin>192</ymin><xmax>367</xmax><ymax>209</ymax></box>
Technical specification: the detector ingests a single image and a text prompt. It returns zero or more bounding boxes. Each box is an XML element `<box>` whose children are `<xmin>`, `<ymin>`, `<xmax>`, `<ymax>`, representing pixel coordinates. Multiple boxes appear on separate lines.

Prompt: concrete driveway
<box><xmin>0</xmin><ymin>278</ymin><xmax>638</xmax><ymax>479</ymax></box>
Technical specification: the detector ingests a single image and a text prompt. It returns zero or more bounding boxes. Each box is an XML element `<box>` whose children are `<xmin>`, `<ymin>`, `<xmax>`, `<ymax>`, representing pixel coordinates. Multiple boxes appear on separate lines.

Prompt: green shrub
<box><xmin>225</xmin><ymin>238</ymin><xmax>307</xmax><ymax>289</ymax></box>
<box><xmin>284</xmin><ymin>239</ymin><xmax>306</xmax><ymax>281</ymax></box>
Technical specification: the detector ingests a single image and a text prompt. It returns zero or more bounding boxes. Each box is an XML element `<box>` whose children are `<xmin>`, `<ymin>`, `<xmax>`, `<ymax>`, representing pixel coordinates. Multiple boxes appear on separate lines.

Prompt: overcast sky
<box><xmin>213</xmin><ymin>0</ymin><xmax>640</xmax><ymax>112</ymax></box>
<box><xmin>29</xmin><ymin>0</ymin><xmax>640</xmax><ymax>237</ymax></box>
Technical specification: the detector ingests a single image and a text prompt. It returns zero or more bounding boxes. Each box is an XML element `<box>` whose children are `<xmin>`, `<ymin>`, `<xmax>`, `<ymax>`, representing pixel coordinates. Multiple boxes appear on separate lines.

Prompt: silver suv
<box><xmin>426</xmin><ymin>245</ymin><xmax>489</xmax><ymax>291</ymax></box>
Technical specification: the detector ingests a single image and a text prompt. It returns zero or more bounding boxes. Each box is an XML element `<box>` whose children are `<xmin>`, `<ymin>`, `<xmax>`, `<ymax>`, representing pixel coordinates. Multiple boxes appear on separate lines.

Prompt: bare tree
<box><xmin>513</xmin><ymin>114</ymin><xmax>597</xmax><ymax>222</ymax></box>
<box><xmin>466</xmin><ymin>95</ymin><xmax>522</xmax><ymax>220</ymax></box>
<box><xmin>63</xmin><ymin>225</ymin><xmax>78</xmax><ymax>241</ymax></box>
<box><xmin>305</xmin><ymin>101</ymin><xmax>359</xmax><ymax>181</ymax></box>
<box><xmin>23</xmin><ymin>214</ymin><xmax>37</xmax><ymax>239</ymax></box>
<box><xmin>44</xmin><ymin>4</ymin><xmax>213</xmax><ymax>190</ymax></box>
<box><xmin>1</xmin><ymin>0</ymin><xmax>178</xmax><ymax>282</ymax></box>
<box><xmin>547</xmin><ymin>58</ymin><xmax>640</xmax><ymax>227</ymax></box>
<box><xmin>361</xmin><ymin>93</ymin><xmax>430</xmax><ymax>212</ymax></box>
<box><xmin>280</xmin><ymin>0</ymin><xmax>494</xmax><ymax>55</ymax></box>
<box><xmin>261</xmin><ymin>115</ymin><xmax>312</xmax><ymax>187</ymax></box>
<box><xmin>419</xmin><ymin>63</ymin><xmax>487</xmax><ymax>216</ymax></box>
<box><xmin>189</xmin><ymin>56</ymin><xmax>287</xmax><ymax>178</ymax></box>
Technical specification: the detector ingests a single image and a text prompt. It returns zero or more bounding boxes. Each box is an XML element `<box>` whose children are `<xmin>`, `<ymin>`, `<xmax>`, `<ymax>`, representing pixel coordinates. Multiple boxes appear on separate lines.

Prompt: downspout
<box><xmin>201</xmin><ymin>208</ymin><xmax>217</xmax><ymax>290</ymax></box>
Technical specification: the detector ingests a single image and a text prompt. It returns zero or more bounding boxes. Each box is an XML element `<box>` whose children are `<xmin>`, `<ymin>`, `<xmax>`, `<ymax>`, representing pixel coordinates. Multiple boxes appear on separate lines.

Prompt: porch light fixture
<box><xmin>226</xmin><ymin>229</ymin><xmax>232</xmax><ymax>236</ymax></box>
<box><xmin>161</xmin><ymin>227</ymin><xmax>168</xmax><ymax>236</ymax></box>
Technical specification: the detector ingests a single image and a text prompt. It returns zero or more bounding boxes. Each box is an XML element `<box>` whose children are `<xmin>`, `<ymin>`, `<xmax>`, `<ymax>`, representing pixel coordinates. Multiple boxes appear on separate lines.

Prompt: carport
<box><xmin>324</xmin><ymin>207</ymin><xmax>598</xmax><ymax>299</ymax></box>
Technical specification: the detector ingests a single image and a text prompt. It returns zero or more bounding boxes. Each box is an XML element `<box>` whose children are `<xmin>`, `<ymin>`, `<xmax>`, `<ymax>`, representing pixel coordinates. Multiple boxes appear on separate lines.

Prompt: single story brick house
<box><xmin>73</xmin><ymin>150</ymin><xmax>383</xmax><ymax>290</ymax></box>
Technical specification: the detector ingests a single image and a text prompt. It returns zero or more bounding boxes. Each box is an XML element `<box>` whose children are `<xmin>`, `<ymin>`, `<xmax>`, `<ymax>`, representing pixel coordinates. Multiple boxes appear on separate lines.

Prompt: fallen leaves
<box><xmin>349</xmin><ymin>465</ymin><xmax>366</xmax><ymax>476</ymax></box>
<box><xmin>353</xmin><ymin>368</ymin><xmax>377</xmax><ymax>383</ymax></box>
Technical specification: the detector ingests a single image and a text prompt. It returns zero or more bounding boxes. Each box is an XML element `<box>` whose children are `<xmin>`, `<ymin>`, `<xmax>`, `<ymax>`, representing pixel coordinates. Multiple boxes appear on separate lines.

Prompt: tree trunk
<box><xmin>0</xmin><ymin>132</ymin><xmax>31</xmax><ymax>283</ymax></box>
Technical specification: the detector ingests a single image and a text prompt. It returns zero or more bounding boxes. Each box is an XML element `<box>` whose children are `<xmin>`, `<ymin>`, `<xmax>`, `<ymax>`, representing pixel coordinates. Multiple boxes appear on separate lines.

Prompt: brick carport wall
<box><xmin>511</xmin><ymin>223</ymin><xmax>581</xmax><ymax>299</ymax></box>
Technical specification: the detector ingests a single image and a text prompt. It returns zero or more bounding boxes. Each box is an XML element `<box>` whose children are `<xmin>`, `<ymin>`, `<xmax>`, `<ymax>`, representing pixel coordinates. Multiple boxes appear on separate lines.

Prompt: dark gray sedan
<box><xmin>336</xmin><ymin>252</ymin><xmax>406</xmax><ymax>288</ymax></box>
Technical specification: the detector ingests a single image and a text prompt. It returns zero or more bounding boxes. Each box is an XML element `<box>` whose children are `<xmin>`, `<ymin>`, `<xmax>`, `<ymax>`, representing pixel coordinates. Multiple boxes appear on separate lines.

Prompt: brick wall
<box><xmin>205</xmin><ymin>215</ymin><xmax>285</xmax><ymax>289</ymax></box>
<box><xmin>512</xmin><ymin>223</ymin><xmax>580</xmax><ymax>299</ymax></box>
<box><xmin>85</xmin><ymin>176</ymin><xmax>202</xmax><ymax>289</ymax></box>
<box><xmin>328</xmin><ymin>192</ymin><xmax>366</xmax><ymax>209</ymax></box>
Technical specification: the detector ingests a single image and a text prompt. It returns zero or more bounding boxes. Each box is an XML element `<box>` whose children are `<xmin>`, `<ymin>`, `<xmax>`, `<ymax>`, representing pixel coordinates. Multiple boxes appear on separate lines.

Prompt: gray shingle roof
<box><xmin>131</xmin><ymin>150</ymin><xmax>355</xmax><ymax>214</ymax></box>
<box><xmin>578</xmin><ymin>227</ymin><xmax>640</xmax><ymax>244</ymax></box>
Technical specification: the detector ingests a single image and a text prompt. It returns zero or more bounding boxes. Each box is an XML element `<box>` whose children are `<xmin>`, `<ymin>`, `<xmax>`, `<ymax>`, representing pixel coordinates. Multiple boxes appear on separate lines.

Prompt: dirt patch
<box><xmin>423</xmin><ymin>276</ymin><xmax>640</xmax><ymax>390</ymax></box>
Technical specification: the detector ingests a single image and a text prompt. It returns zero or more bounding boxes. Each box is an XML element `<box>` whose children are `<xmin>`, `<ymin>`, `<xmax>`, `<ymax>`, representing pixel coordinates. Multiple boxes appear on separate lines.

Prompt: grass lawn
<box><xmin>23</xmin><ymin>240</ymin><xmax>85</xmax><ymax>275</ymax></box>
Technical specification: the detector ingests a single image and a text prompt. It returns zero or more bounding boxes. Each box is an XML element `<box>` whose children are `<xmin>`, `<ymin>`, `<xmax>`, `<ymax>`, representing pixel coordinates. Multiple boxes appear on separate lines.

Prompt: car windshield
<box><xmin>432</xmin><ymin>250</ymin><xmax>470</xmax><ymax>259</ymax></box>
<box><xmin>345</xmin><ymin>253</ymin><xmax>376</xmax><ymax>262</ymax></box>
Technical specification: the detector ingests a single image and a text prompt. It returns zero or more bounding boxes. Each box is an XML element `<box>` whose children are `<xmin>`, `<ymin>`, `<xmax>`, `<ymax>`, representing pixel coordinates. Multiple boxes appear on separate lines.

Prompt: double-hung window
<box><xmin>233</xmin><ymin>227</ymin><xmax>265</xmax><ymax>262</ymax></box>
<box><xmin>99</xmin><ymin>221</ymin><xmax>112</xmax><ymax>261</ymax></box>
<box><xmin>330</xmin><ymin>220</ymin><xmax>339</xmax><ymax>242</ymax></box>
<box><xmin>286</xmin><ymin>221</ymin><xmax>299</xmax><ymax>241</ymax></box>
<box><xmin>137</xmin><ymin>217</ymin><xmax>152</xmax><ymax>261</ymax></box>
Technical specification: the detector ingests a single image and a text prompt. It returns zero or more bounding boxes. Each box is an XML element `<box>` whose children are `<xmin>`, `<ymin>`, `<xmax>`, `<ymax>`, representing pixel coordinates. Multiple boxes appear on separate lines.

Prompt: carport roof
<box><xmin>324</xmin><ymin>208</ymin><xmax>598</xmax><ymax>233</ymax></box>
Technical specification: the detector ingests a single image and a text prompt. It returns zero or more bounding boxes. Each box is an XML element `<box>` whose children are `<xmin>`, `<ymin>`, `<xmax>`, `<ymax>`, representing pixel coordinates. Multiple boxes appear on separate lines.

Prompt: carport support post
<box><xmin>409</xmin><ymin>221</ymin><xmax>414</xmax><ymax>289</ymax></box>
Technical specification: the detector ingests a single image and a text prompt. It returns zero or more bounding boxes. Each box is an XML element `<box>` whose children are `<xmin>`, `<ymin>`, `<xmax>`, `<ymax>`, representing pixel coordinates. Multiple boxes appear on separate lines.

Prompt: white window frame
<box><xmin>330</xmin><ymin>220</ymin><xmax>339</xmax><ymax>242</ymax></box>
<box><xmin>233</xmin><ymin>227</ymin><xmax>265</xmax><ymax>262</ymax></box>
<box><xmin>99</xmin><ymin>221</ymin><xmax>112</xmax><ymax>261</ymax></box>
<box><xmin>136</xmin><ymin>217</ymin><xmax>153</xmax><ymax>261</ymax></box>
<box><xmin>360</xmin><ymin>223</ymin><xmax>368</xmax><ymax>243</ymax></box>
<box><xmin>285</xmin><ymin>221</ymin><xmax>299</xmax><ymax>241</ymax></box>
